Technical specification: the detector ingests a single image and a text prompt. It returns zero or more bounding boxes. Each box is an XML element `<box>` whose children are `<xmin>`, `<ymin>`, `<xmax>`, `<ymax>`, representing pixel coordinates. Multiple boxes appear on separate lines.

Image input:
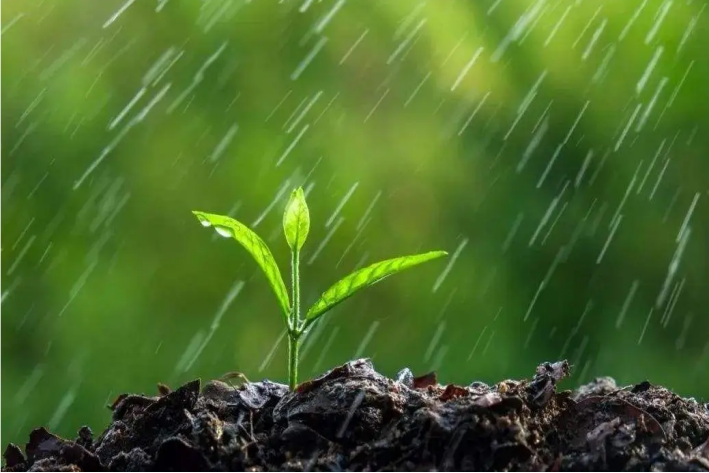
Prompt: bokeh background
<box><xmin>2</xmin><ymin>0</ymin><xmax>708</xmax><ymax>446</ymax></box>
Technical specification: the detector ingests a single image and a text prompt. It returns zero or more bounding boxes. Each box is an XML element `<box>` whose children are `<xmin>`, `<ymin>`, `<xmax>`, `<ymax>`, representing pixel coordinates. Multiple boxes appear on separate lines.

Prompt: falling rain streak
<box><xmin>103</xmin><ymin>0</ymin><xmax>137</xmax><ymax>29</ymax></box>
<box><xmin>276</xmin><ymin>125</ymin><xmax>309</xmax><ymax>166</ymax></box>
<box><xmin>73</xmin><ymin>82</ymin><xmax>172</xmax><ymax>189</ymax></box>
<box><xmin>432</xmin><ymin>239</ymin><xmax>468</xmax><ymax>293</ymax></box>
<box><xmin>451</xmin><ymin>47</ymin><xmax>484</xmax><ymax>91</ymax></box>
<box><xmin>183</xmin><ymin>281</ymin><xmax>244</xmax><ymax>373</ymax></box>
<box><xmin>326</xmin><ymin>182</ymin><xmax>359</xmax><ymax>228</ymax></box>
<box><xmin>291</xmin><ymin>36</ymin><xmax>328</xmax><ymax>80</ymax></box>
<box><xmin>209</xmin><ymin>124</ymin><xmax>239</xmax><ymax>162</ymax></box>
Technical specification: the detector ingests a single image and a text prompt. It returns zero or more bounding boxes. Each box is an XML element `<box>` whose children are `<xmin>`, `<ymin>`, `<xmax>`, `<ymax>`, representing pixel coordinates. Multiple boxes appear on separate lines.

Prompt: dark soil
<box><xmin>4</xmin><ymin>359</ymin><xmax>709</xmax><ymax>471</ymax></box>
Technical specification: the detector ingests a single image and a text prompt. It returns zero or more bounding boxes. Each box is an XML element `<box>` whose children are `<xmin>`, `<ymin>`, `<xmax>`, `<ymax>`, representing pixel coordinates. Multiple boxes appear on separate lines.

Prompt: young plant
<box><xmin>192</xmin><ymin>187</ymin><xmax>447</xmax><ymax>390</ymax></box>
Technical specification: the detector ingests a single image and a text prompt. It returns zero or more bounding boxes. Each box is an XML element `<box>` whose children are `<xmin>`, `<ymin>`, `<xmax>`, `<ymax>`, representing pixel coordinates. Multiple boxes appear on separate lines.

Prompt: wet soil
<box><xmin>4</xmin><ymin>359</ymin><xmax>709</xmax><ymax>471</ymax></box>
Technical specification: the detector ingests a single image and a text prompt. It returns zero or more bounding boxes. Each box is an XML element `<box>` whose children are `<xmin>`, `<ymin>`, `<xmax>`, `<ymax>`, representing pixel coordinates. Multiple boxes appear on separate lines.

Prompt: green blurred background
<box><xmin>2</xmin><ymin>0</ymin><xmax>708</xmax><ymax>446</ymax></box>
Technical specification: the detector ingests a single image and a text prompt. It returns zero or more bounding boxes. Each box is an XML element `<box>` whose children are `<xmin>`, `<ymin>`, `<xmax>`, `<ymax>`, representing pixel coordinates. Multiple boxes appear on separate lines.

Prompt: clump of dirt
<box><xmin>3</xmin><ymin>359</ymin><xmax>709</xmax><ymax>471</ymax></box>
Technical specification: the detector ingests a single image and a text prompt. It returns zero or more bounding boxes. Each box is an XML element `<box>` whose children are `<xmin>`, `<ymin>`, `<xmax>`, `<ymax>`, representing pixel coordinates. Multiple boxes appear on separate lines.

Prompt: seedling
<box><xmin>192</xmin><ymin>187</ymin><xmax>447</xmax><ymax>390</ymax></box>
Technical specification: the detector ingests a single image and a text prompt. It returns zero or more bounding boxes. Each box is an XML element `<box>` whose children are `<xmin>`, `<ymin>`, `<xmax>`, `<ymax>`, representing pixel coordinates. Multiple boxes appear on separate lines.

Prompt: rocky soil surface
<box><xmin>4</xmin><ymin>359</ymin><xmax>709</xmax><ymax>471</ymax></box>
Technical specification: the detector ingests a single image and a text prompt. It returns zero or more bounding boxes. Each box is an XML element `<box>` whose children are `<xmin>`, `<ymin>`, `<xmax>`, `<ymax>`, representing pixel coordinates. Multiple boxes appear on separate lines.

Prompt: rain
<box><xmin>2</xmin><ymin>0</ymin><xmax>708</xmax><ymax>465</ymax></box>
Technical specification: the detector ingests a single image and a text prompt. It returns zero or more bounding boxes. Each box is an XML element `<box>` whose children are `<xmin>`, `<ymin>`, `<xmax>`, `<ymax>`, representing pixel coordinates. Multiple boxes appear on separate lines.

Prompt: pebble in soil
<box><xmin>3</xmin><ymin>359</ymin><xmax>709</xmax><ymax>471</ymax></box>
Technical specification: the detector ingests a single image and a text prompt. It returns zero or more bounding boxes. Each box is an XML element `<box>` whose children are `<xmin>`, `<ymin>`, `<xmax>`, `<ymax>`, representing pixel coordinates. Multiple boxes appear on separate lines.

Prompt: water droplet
<box><xmin>214</xmin><ymin>226</ymin><xmax>233</xmax><ymax>238</ymax></box>
<box><xmin>197</xmin><ymin>214</ymin><xmax>211</xmax><ymax>227</ymax></box>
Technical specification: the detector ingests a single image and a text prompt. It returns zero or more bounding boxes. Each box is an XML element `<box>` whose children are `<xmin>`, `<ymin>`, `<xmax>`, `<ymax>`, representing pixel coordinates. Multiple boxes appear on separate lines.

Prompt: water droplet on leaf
<box><xmin>214</xmin><ymin>226</ymin><xmax>233</xmax><ymax>238</ymax></box>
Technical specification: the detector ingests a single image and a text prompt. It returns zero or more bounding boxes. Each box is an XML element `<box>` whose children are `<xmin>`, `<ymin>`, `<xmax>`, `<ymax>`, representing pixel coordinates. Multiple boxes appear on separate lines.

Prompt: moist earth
<box><xmin>3</xmin><ymin>359</ymin><xmax>709</xmax><ymax>471</ymax></box>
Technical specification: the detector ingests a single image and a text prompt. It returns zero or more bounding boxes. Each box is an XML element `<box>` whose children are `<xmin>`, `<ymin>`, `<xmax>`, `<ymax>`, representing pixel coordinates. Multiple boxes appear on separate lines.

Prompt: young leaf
<box><xmin>192</xmin><ymin>211</ymin><xmax>291</xmax><ymax>319</ymax></box>
<box><xmin>305</xmin><ymin>250</ymin><xmax>448</xmax><ymax>322</ymax></box>
<box><xmin>283</xmin><ymin>187</ymin><xmax>310</xmax><ymax>251</ymax></box>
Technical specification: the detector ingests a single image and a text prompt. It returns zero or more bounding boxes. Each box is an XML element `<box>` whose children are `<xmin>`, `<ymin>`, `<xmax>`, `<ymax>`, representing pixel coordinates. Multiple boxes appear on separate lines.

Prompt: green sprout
<box><xmin>192</xmin><ymin>187</ymin><xmax>447</xmax><ymax>390</ymax></box>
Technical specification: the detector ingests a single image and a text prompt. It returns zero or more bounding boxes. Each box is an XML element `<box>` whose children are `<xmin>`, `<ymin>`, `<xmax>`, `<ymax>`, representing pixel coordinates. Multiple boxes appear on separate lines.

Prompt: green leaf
<box><xmin>192</xmin><ymin>211</ymin><xmax>291</xmax><ymax>319</ymax></box>
<box><xmin>282</xmin><ymin>187</ymin><xmax>310</xmax><ymax>251</ymax></box>
<box><xmin>305</xmin><ymin>250</ymin><xmax>448</xmax><ymax>322</ymax></box>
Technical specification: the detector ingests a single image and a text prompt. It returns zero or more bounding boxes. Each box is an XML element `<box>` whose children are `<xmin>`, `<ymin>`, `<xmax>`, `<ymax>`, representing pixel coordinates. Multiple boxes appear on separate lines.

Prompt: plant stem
<box><xmin>291</xmin><ymin>249</ymin><xmax>300</xmax><ymax>327</ymax></box>
<box><xmin>289</xmin><ymin>249</ymin><xmax>301</xmax><ymax>389</ymax></box>
<box><xmin>287</xmin><ymin>333</ymin><xmax>300</xmax><ymax>390</ymax></box>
